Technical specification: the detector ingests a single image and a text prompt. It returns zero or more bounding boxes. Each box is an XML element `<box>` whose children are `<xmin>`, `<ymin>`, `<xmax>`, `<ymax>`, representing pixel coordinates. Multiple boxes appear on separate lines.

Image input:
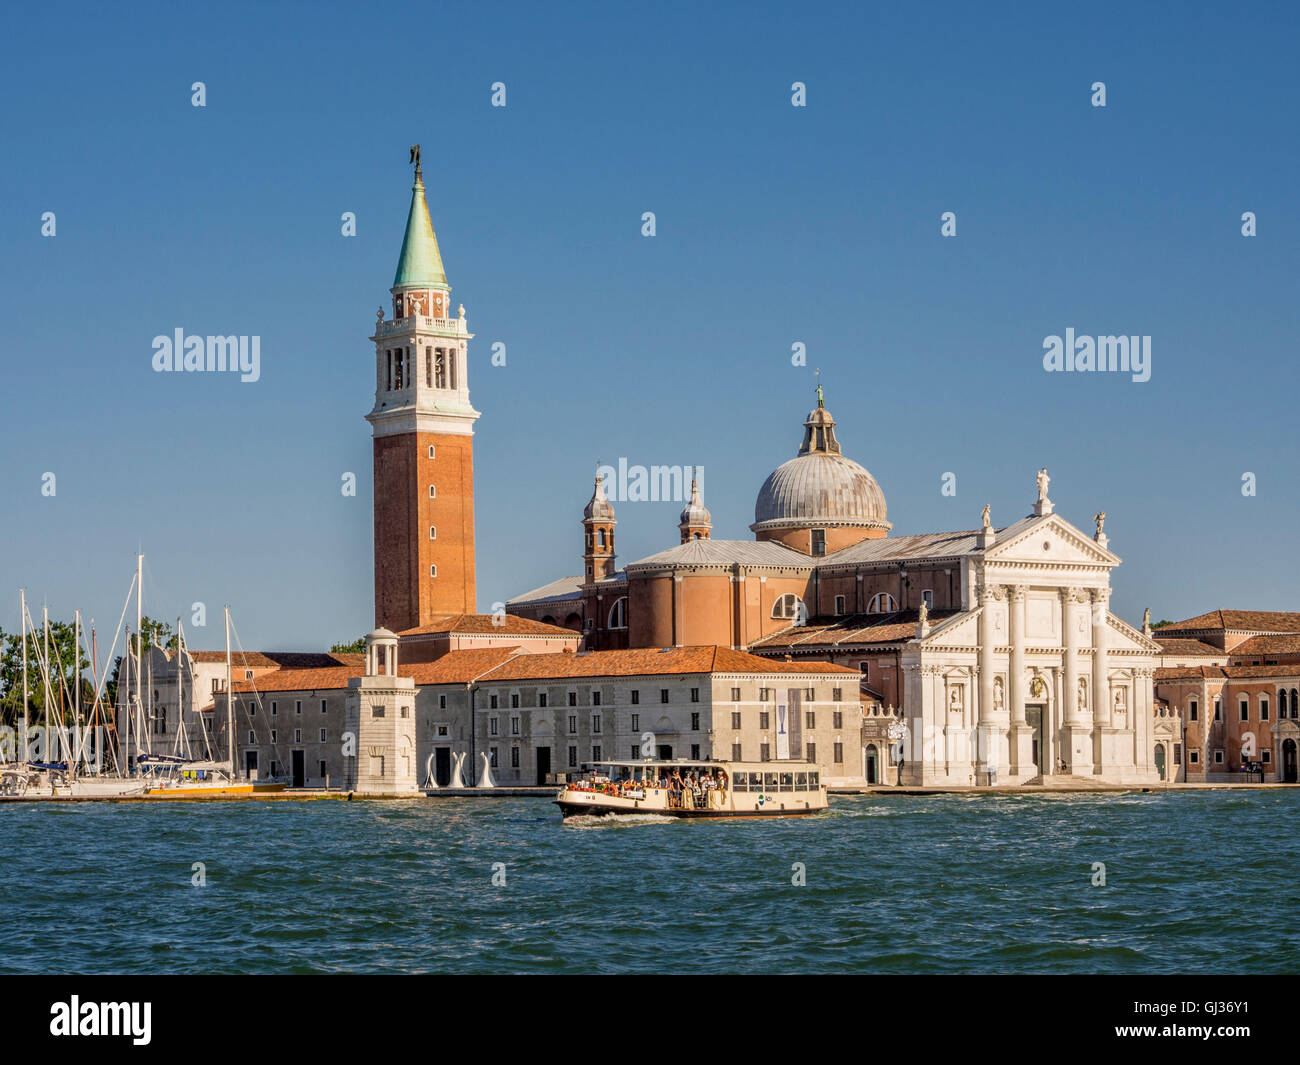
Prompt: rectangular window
<box><xmin>834</xmin><ymin>594</ymin><xmax>845</xmax><ymax>615</ymax></box>
<box><xmin>690</xmin><ymin>687</ymin><xmax>699</xmax><ymax>703</ymax></box>
<box><xmin>807</xmin><ymin>687</ymin><xmax>816</xmax><ymax>699</ymax></box>
<box><xmin>760</xmin><ymin>743</ymin><xmax>771</xmax><ymax>762</ymax></box>
<box><xmin>805</xmin><ymin>711</ymin><xmax>816</xmax><ymax>728</ymax></box>
<box><xmin>691</xmin><ymin>713</ymin><xmax>700</xmax><ymax>731</ymax></box>
<box><xmin>731</xmin><ymin>743</ymin><xmax>743</xmax><ymax>761</ymax></box>
<box><xmin>271</xmin><ymin>701</ymin><xmax>277</xmax><ymax>716</ymax></box>
<box><xmin>371</xmin><ymin>706</ymin><xmax>385</xmax><ymax>718</ymax></box>
<box><xmin>426</xmin><ymin>349</ymin><xmax>433</xmax><ymax>389</ymax></box>
<box><xmin>922</xmin><ymin>589</ymin><xmax>934</xmax><ymax>608</ymax></box>
<box><xmin>319</xmin><ymin>729</ymin><xmax>326</xmax><ymax>742</ymax></box>
<box><xmin>832</xmin><ymin>687</ymin><xmax>842</xmax><ymax>701</ymax></box>
<box><xmin>568</xmin><ymin>692</ymin><xmax>577</xmax><ymax>707</ymax></box>
<box><xmin>271</xmin><ymin>729</ymin><xmax>277</xmax><ymax>743</ymax></box>
<box><xmin>1173</xmin><ymin>744</ymin><xmax>1182</xmax><ymax>765</ymax></box>
<box><xmin>760</xmin><ymin>710</ymin><xmax>770</xmax><ymax>730</ymax></box>
<box><xmin>833</xmin><ymin>710</ymin><xmax>843</xmax><ymax>728</ymax></box>
<box><xmin>806</xmin><ymin>742</ymin><xmax>817</xmax><ymax>762</ymax></box>
<box><xmin>539</xmin><ymin>693</ymin><xmax>548</xmax><ymax>708</ymax></box>
<box><xmin>1263</xmin><ymin>749</ymin><xmax>1271</xmax><ymax>764</ymax></box>
<box><xmin>510</xmin><ymin>747</ymin><xmax>520</xmax><ymax>768</ymax></box>
<box><xmin>759</xmin><ymin>687</ymin><xmax>770</xmax><ymax>701</ymax></box>
<box><xmin>489</xmin><ymin>717</ymin><xmax>498</xmax><ymax>736</ymax></box>
<box><xmin>1190</xmin><ymin>749</ymin><xmax>1200</xmax><ymax>764</ymax></box>
<box><xmin>1189</xmin><ymin>700</ymin><xmax>1198</xmax><ymax>721</ymax></box>
<box><xmin>632</xmin><ymin>746</ymin><xmax>641</xmax><ymax>760</ymax></box>
<box><xmin>489</xmin><ymin>747</ymin><xmax>498</xmax><ymax>768</ymax></box>
<box><xmin>731</xmin><ymin>711</ymin><xmax>742</xmax><ymax>729</ymax></box>
<box><xmin>1240</xmin><ymin>700</ymin><xmax>1249</xmax><ymax>722</ymax></box>
<box><xmin>568</xmin><ymin>715</ymin><xmax>577</xmax><ymax>734</ymax></box>
<box><xmin>1214</xmin><ymin>699</ymin><xmax>1222</xmax><ymax>721</ymax></box>
<box><xmin>833</xmin><ymin>742</ymin><xmax>843</xmax><ymax>763</ymax></box>
<box><xmin>1214</xmin><ymin>749</ymin><xmax>1224</xmax><ymax>764</ymax></box>
<box><xmin>859</xmin><ymin>662</ymin><xmax>869</xmax><ymax>681</ymax></box>
<box><xmin>1261</xmin><ymin>698</ymin><xmax>1270</xmax><ymax>721</ymax></box>
<box><xmin>592</xmin><ymin>713</ymin><xmax>602</xmax><ymax>734</ymax></box>
<box><xmin>439</xmin><ymin>694</ymin><xmax>447</xmax><ymax>709</ymax></box>
<box><xmin>319</xmin><ymin>760</ymin><xmax>327</xmax><ymax>779</ymax></box>
<box><xmin>294</xmin><ymin>700</ymin><xmax>301</xmax><ymax>715</ymax></box>
<box><xmin>320</xmin><ymin>699</ymin><xmax>327</xmax><ymax>714</ymax></box>
<box><xmin>660</xmin><ymin>689</ymin><xmax>669</xmax><ymax>703</ymax></box>
<box><xmin>690</xmin><ymin>744</ymin><xmax>701</xmax><ymax>759</ymax></box>
<box><xmin>490</xmin><ymin>694</ymin><xmax>499</xmax><ymax>709</ymax></box>
<box><xmin>630</xmin><ymin>713</ymin><xmax>639</xmax><ymax>731</ymax></box>
<box><xmin>294</xmin><ymin>729</ymin><xmax>302</xmax><ymax>743</ymax></box>
<box><xmin>592</xmin><ymin>690</ymin><xmax>601</xmax><ymax>706</ymax></box>
<box><xmin>731</xmin><ymin>686</ymin><xmax>741</xmax><ymax>701</ymax></box>
<box><xmin>592</xmin><ymin>745</ymin><xmax>602</xmax><ymax>762</ymax></box>
<box><xmin>511</xmin><ymin>716</ymin><xmax>519</xmax><ymax>736</ymax></box>
<box><xmin>247</xmin><ymin>730</ymin><xmax>255</xmax><ymax>744</ymax></box>
<box><xmin>811</xmin><ymin>529</ymin><xmax>826</xmax><ymax>556</ymax></box>
<box><xmin>631</xmin><ymin>690</ymin><xmax>640</xmax><ymax>705</ymax></box>
<box><xmin>511</xmin><ymin>693</ymin><xmax>519</xmax><ymax>709</ymax></box>
<box><xmin>248</xmin><ymin>702</ymin><xmax>256</xmax><ymax>717</ymax></box>
<box><xmin>567</xmin><ymin>745</ymin><xmax>578</xmax><ymax>768</ymax></box>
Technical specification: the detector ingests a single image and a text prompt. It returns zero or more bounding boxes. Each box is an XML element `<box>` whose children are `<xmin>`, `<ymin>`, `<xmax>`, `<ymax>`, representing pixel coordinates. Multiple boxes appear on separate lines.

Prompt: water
<box><xmin>2</xmin><ymin>791</ymin><xmax>1295</xmax><ymax>974</ymax></box>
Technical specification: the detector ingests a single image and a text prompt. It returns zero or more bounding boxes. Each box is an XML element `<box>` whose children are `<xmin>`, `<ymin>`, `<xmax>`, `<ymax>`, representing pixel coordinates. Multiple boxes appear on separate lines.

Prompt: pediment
<box><xmin>984</xmin><ymin>514</ymin><xmax>1118</xmax><ymax>567</ymax></box>
<box><xmin>919</xmin><ymin>610</ymin><xmax>979</xmax><ymax>648</ymax></box>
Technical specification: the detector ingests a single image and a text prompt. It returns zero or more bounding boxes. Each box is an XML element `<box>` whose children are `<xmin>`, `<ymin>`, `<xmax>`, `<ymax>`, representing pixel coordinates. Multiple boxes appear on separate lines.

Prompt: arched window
<box><xmin>834</xmin><ymin>595</ymin><xmax>846</xmax><ymax>615</ymax></box>
<box><xmin>429</xmin><ymin>526</ymin><xmax>437</xmax><ymax>540</ymax></box>
<box><xmin>597</xmin><ymin>529</ymin><xmax>606</xmax><ymax>547</ymax></box>
<box><xmin>1280</xmin><ymin>689</ymin><xmax>1288</xmax><ymax>717</ymax></box>
<box><xmin>772</xmin><ymin>593</ymin><xmax>805</xmax><ymax>621</ymax></box>
<box><xmin>867</xmin><ymin>593</ymin><xmax>897</xmax><ymax>613</ymax></box>
<box><xmin>1292</xmin><ymin>688</ymin><xmax>1299</xmax><ymax>718</ymax></box>
<box><xmin>608</xmin><ymin>597</ymin><xmax>628</xmax><ymax>630</ymax></box>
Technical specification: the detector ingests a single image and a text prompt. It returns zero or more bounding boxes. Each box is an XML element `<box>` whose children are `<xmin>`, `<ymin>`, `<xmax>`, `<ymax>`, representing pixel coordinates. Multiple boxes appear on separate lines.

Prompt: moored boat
<box><xmin>555</xmin><ymin>759</ymin><xmax>828</xmax><ymax>820</ymax></box>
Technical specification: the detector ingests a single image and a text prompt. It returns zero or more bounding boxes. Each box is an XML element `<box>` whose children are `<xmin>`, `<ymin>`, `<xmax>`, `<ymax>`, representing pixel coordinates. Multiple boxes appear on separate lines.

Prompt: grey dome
<box><xmin>751</xmin><ymin>403</ymin><xmax>889</xmax><ymax>532</ymax></box>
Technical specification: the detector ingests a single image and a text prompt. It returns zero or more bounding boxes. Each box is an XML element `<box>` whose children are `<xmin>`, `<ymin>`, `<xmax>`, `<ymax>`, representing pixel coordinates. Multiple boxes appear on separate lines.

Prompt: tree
<box><xmin>330</xmin><ymin>637</ymin><xmax>366</xmax><ymax>655</ymax></box>
<box><xmin>0</xmin><ymin>619</ymin><xmax>91</xmax><ymax>728</ymax></box>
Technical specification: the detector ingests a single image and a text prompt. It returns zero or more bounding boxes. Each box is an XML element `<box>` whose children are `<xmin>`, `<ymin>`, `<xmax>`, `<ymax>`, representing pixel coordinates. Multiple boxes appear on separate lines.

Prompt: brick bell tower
<box><xmin>368</xmin><ymin>148</ymin><xmax>479</xmax><ymax>631</ymax></box>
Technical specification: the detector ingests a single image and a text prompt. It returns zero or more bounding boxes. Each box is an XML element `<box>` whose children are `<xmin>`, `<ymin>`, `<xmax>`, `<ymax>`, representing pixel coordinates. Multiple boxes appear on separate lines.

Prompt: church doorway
<box><xmin>865</xmin><ymin>744</ymin><xmax>878</xmax><ymax>784</ymax></box>
<box><xmin>1154</xmin><ymin>744</ymin><xmax>1167</xmax><ymax>781</ymax></box>
<box><xmin>1283</xmin><ymin>739</ymin><xmax>1297</xmax><ymax>784</ymax></box>
<box><xmin>1025</xmin><ymin>705</ymin><xmax>1044</xmax><ymax>771</ymax></box>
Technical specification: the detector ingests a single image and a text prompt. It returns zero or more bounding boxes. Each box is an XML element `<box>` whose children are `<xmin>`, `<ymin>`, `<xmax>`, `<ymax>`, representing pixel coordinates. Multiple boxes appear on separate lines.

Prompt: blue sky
<box><xmin>1</xmin><ymin>0</ymin><xmax>1296</xmax><ymax>651</ymax></box>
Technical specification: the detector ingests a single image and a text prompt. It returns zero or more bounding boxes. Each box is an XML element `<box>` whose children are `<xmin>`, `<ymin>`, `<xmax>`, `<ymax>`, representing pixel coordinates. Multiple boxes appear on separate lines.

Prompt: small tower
<box><xmin>678</xmin><ymin>476</ymin><xmax>712</xmax><ymax>543</ymax></box>
<box><xmin>582</xmin><ymin>471</ymin><xmax>617</xmax><ymax>582</ymax></box>
<box><xmin>344</xmin><ymin>628</ymin><xmax>419</xmax><ymax>795</ymax></box>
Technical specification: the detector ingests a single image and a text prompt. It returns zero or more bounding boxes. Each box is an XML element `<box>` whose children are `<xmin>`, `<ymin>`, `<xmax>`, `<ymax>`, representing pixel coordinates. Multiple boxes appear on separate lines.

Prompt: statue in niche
<box><xmin>1078</xmin><ymin>677</ymin><xmax>1088</xmax><ymax>710</ymax></box>
<box><xmin>994</xmin><ymin>677</ymin><xmax>1005</xmax><ymax>712</ymax></box>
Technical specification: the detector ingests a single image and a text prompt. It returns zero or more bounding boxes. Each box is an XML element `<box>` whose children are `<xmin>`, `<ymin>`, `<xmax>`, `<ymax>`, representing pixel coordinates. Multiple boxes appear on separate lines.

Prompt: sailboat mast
<box><xmin>225</xmin><ymin>606</ymin><xmax>235</xmax><ymax>778</ymax></box>
<box><xmin>132</xmin><ymin>552</ymin><xmax>142</xmax><ymax>773</ymax></box>
<box><xmin>42</xmin><ymin>606</ymin><xmax>53</xmax><ymax>764</ymax></box>
<box><xmin>72</xmin><ymin>610</ymin><xmax>80</xmax><ymax>781</ymax></box>
<box><xmin>19</xmin><ymin>589</ymin><xmax>28</xmax><ymax>763</ymax></box>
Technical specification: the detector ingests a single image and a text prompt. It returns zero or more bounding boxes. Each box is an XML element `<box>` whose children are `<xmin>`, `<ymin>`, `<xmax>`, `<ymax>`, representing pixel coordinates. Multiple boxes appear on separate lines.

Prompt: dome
<box><xmin>678</xmin><ymin>477</ymin><xmax>711</xmax><ymax>528</ymax></box>
<box><xmin>583</xmin><ymin>472</ymin><xmax>615</xmax><ymax>522</ymax></box>
<box><xmin>751</xmin><ymin>402</ymin><xmax>890</xmax><ymax>533</ymax></box>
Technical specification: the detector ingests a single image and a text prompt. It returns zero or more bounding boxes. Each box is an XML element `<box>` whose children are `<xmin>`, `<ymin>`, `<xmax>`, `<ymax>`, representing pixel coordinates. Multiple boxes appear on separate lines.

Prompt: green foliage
<box><xmin>330</xmin><ymin>637</ymin><xmax>366</xmax><ymax>655</ymax></box>
<box><xmin>0</xmin><ymin>620</ymin><xmax>92</xmax><ymax>727</ymax></box>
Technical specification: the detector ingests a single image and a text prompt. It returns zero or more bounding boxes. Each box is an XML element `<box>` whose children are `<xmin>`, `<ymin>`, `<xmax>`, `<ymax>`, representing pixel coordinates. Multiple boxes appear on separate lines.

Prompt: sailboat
<box><xmin>139</xmin><ymin>606</ymin><xmax>285</xmax><ymax>797</ymax></box>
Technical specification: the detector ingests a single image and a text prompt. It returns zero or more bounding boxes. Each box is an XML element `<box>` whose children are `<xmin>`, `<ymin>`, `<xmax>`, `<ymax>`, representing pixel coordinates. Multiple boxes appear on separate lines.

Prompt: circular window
<box><xmin>1042</xmin><ymin>541</ymin><xmax>1051</xmax><ymax>551</ymax></box>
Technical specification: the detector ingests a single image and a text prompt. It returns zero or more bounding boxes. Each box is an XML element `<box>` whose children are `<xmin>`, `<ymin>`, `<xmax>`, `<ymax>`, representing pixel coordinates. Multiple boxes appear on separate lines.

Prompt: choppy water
<box><xmin>1</xmin><ymin>791</ymin><xmax>1295</xmax><ymax>974</ymax></box>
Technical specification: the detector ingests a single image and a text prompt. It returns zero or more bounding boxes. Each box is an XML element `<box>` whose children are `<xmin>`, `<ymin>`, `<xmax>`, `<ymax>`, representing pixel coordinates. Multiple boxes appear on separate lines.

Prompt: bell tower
<box><xmin>582</xmin><ymin>472</ymin><xmax>617</xmax><ymax>582</ymax></box>
<box><xmin>368</xmin><ymin>149</ymin><xmax>479</xmax><ymax>632</ymax></box>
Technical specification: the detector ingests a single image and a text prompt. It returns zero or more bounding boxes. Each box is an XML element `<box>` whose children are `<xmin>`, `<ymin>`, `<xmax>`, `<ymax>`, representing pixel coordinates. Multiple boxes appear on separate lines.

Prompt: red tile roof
<box><xmin>750</xmin><ymin>610</ymin><xmax>960</xmax><ymax>650</ymax></box>
<box><xmin>186</xmin><ymin>650</ymin><xmax>363</xmax><ymax>669</ymax></box>
<box><xmin>1156</xmin><ymin>610</ymin><xmax>1300</xmax><ymax>634</ymax></box>
<box><xmin>1155</xmin><ymin>664</ymin><xmax>1300</xmax><ymax>682</ymax></box>
<box><xmin>395</xmin><ymin>614</ymin><xmax>578</xmax><ymax>637</ymax></box>
<box><xmin>1229</xmin><ymin>634</ymin><xmax>1300</xmax><ymax>656</ymax></box>
<box><xmin>1154</xmin><ymin>638</ymin><xmax>1225</xmax><ymax>657</ymax></box>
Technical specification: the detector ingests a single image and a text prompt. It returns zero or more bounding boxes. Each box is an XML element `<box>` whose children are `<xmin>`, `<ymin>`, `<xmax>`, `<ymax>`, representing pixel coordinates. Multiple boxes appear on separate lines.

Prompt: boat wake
<box><xmin>561</xmin><ymin>812</ymin><xmax>677</xmax><ymax>829</ymax></box>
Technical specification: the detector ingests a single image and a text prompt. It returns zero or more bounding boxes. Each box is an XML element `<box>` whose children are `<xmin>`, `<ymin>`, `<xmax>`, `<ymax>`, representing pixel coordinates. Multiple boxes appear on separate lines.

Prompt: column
<box><xmin>1091</xmin><ymin>589</ymin><xmax>1110</xmax><ymax>729</ymax></box>
<box><xmin>1062</xmin><ymin>588</ymin><xmax>1081</xmax><ymax>724</ymax></box>
<box><xmin>1008</xmin><ymin>586</ymin><xmax>1027</xmax><ymax>726</ymax></box>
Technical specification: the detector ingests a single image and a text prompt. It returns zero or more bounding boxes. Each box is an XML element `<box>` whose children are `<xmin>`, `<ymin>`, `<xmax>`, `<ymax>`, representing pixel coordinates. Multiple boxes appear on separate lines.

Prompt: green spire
<box><xmin>392</xmin><ymin>169</ymin><xmax>448</xmax><ymax>289</ymax></box>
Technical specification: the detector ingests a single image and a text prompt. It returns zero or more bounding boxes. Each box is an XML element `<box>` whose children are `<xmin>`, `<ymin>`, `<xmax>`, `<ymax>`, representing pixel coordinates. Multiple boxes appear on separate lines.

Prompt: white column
<box><xmin>1062</xmin><ymin>588</ymin><xmax>1082</xmax><ymax>725</ymax></box>
<box><xmin>1008</xmin><ymin>586</ymin><xmax>1026</xmax><ymax>726</ymax></box>
<box><xmin>1092</xmin><ymin>589</ymin><xmax>1110</xmax><ymax>729</ymax></box>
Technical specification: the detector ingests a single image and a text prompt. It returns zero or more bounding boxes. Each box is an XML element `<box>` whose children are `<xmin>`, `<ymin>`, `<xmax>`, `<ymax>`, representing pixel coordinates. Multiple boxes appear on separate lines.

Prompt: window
<box><xmin>690</xmin><ymin>688</ymin><xmax>699</xmax><ymax>703</ymax></box>
<box><xmin>608</xmin><ymin>597</ymin><xmax>628</xmax><ymax>629</ymax></box>
<box><xmin>1261</xmin><ymin>697</ymin><xmax>1270</xmax><ymax>721</ymax></box>
<box><xmin>867</xmin><ymin>593</ymin><xmax>897</xmax><ymax>613</ymax></box>
<box><xmin>428</xmin><ymin>444</ymin><xmax>435</xmax><ymax>459</ymax></box>
<box><xmin>510</xmin><ymin>747</ymin><xmax>520</xmax><ymax>768</ymax></box>
<box><xmin>805</xmin><ymin>711</ymin><xmax>816</xmax><ymax>728</ymax></box>
<box><xmin>295</xmin><ymin>700</ymin><xmax>302</xmax><ymax>715</ymax></box>
<box><xmin>429</xmin><ymin>526</ymin><xmax>437</xmax><ymax>540</ymax></box>
<box><xmin>811</xmin><ymin>529</ymin><xmax>826</xmax><ymax>556</ymax></box>
<box><xmin>271</xmin><ymin>729</ymin><xmax>277</xmax><ymax>742</ymax></box>
<box><xmin>630</xmin><ymin>690</ymin><xmax>640</xmax><ymax>705</ymax></box>
<box><xmin>833</xmin><ymin>742</ymin><xmax>843</xmax><ymax>764</ymax></box>
<box><xmin>1213</xmin><ymin>699</ymin><xmax>1222</xmax><ymax>722</ymax></box>
<box><xmin>731</xmin><ymin>711</ymin><xmax>742</xmax><ymax>729</ymax></box>
<box><xmin>428</xmin><ymin>485</ymin><xmax>436</xmax><ymax>498</ymax></box>
<box><xmin>759</xmin><ymin>710</ymin><xmax>770</xmax><ymax>730</ymax></box>
<box><xmin>592</xmin><ymin>691</ymin><xmax>601</xmax><ymax>706</ymax></box>
<box><xmin>759</xmin><ymin>687</ymin><xmax>771</xmax><ymax>701</ymax></box>
<box><xmin>731</xmin><ymin>687</ymin><xmax>741</xmax><ymax>701</ymax></box>
<box><xmin>429</xmin><ymin>565</ymin><xmax>437</xmax><ymax>578</ymax></box>
<box><xmin>772</xmin><ymin>593</ymin><xmax>805</xmax><ymax>621</ymax></box>
<box><xmin>248</xmin><ymin>702</ymin><xmax>257</xmax><ymax>717</ymax></box>
<box><xmin>832</xmin><ymin>687</ymin><xmax>842</xmax><ymax>701</ymax></box>
<box><xmin>922</xmin><ymin>589</ymin><xmax>934</xmax><ymax>609</ymax></box>
<box><xmin>1173</xmin><ymin>744</ymin><xmax>1182</xmax><ymax>765</ymax></box>
<box><xmin>568</xmin><ymin>715</ymin><xmax>577</xmax><ymax>734</ymax></box>
<box><xmin>489</xmin><ymin>694</ymin><xmax>498</xmax><ymax>709</ymax></box>
<box><xmin>568</xmin><ymin>691</ymin><xmax>577</xmax><ymax>707</ymax></box>
<box><xmin>731</xmin><ymin>743</ymin><xmax>743</xmax><ymax>761</ymax></box>
<box><xmin>319</xmin><ymin>760</ymin><xmax>327</xmax><ymax>779</ymax></box>
<box><xmin>489</xmin><ymin>717</ymin><xmax>498</xmax><ymax>736</ymax></box>
<box><xmin>539</xmin><ymin>693</ymin><xmax>548</xmax><ymax>708</ymax></box>
<box><xmin>271</xmin><ymin>701</ymin><xmax>277</xmax><ymax>716</ymax></box>
<box><xmin>511</xmin><ymin>693</ymin><xmax>519</xmax><ymax>709</ymax></box>
<box><xmin>1189</xmin><ymin>700</ymin><xmax>1198</xmax><ymax>722</ymax></box>
<box><xmin>247</xmin><ymin>730</ymin><xmax>255</xmax><ymax>744</ymax></box>
<box><xmin>660</xmin><ymin>689</ymin><xmax>669</xmax><ymax>703</ymax></box>
<box><xmin>319</xmin><ymin>729</ymin><xmax>326</xmax><ymax>742</ymax></box>
<box><xmin>691</xmin><ymin>744</ymin><xmax>701</xmax><ymax>759</ymax></box>
<box><xmin>1214</xmin><ymin>750</ymin><xmax>1224</xmax><ymax>764</ymax></box>
<box><xmin>1240</xmin><ymin>698</ymin><xmax>1249</xmax><ymax>722</ymax></box>
<box><xmin>371</xmin><ymin>706</ymin><xmax>385</xmax><ymax>718</ymax></box>
<box><xmin>631</xmin><ymin>746</ymin><xmax>641</xmax><ymax>759</ymax></box>
<box><xmin>567</xmin><ymin>746</ymin><xmax>578</xmax><ymax>768</ymax></box>
<box><xmin>592</xmin><ymin>714</ymin><xmax>602</xmax><ymax>734</ymax></box>
<box><xmin>630</xmin><ymin>713</ymin><xmax>639</xmax><ymax>731</ymax></box>
<box><xmin>1263</xmin><ymin>749</ymin><xmax>1272</xmax><ymax>764</ymax></box>
<box><xmin>806</xmin><ymin>687</ymin><xmax>816</xmax><ymax>699</ymax></box>
<box><xmin>859</xmin><ymin>661</ymin><xmax>869</xmax><ymax>681</ymax></box>
<box><xmin>806</xmin><ymin>742</ymin><xmax>817</xmax><ymax>762</ymax></box>
<box><xmin>592</xmin><ymin>745</ymin><xmax>602</xmax><ymax>762</ymax></box>
<box><xmin>691</xmin><ymin>713</ymin><xmax>700</xmax><ymax>731</ymax></box>
<box><xmin>489</xmin><ymin>747</ymin><xmax>499</xmax><ymax>768</ymax></box>
<box><xmin>320</xmin><ymin>699</ymin><xmax>327</xmax><ymax>714</ymax></box>
<box><xmin>1189</xmin><ymin>749</ymin><xmax>1200</xmax><ymax>764</ymax></box>
<box><xmin>438</xmin><ymin>694</ymin><xmax>447</xmax><ymax>709</ymax></box>
<box><xmin>244</xmin><ymin>669</ymin><xmax>254</xmax><ymax>680</ymax></box>
<box><xmin>511</xmin><ymin>716</ymin><xmax>519</xmax><ymax>735</ymax></box>
<box><xmin>294</xmin><ymin>729</ymin><xmax>302</xmax><ymax>743</ymax></box>
<box><xmin>760</xmin><ymin>743</ymin><xmax>771</xmax><ymax>762</ymax></box>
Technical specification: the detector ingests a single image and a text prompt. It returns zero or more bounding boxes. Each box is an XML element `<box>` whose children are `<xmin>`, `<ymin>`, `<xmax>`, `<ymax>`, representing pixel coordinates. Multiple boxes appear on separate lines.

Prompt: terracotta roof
<box><xmin>395</xmin><ymin>614</ymin><xmax>579</xmax><ymax>637</ymax></box>
<box><xmin>628</xmin><ymin>539</ymin><xmax>812</xmax><ymax>569</ymax></box>
<box><xmin>1154</xmin><ymin>638</ymin><xmax>1225</xmax><ymax>657</ymax></box>
<box><xmin>231</xmin><ymin>666</ymin><xmax>358</xmax><ymax>693</ymax></box>
<box><xmin>1229</xmin><ymin>634</ymin><xmax>1300</xmax><ymax>656</ymax></box>
<box><xmin>1155</xmin><ymin>664</ymin><xmax>1300</xmax><ymax>682</ymax></box>
<box><xmin>750</xmin><ymin>609</ymin><xmax>961</xmax><ymax>650</ymax></box>
<box><xmin>403</xmin><ymin>647</ymin><xmax>524</xmax><ymax>684</ymax></box>
<box><xmin>187</xmin><ymin>650</ymin><xmax>363</xmax><ymax>668</ymax></box>
<box><xmin>1156</xmin><ymin>610</ymin><xmax>1300</xmax><ymax>634</ymax></box>
<box><xmin>472</xmin><ymin>645</ymin><xmax>860</xmax><ymax>682</ymax></box>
